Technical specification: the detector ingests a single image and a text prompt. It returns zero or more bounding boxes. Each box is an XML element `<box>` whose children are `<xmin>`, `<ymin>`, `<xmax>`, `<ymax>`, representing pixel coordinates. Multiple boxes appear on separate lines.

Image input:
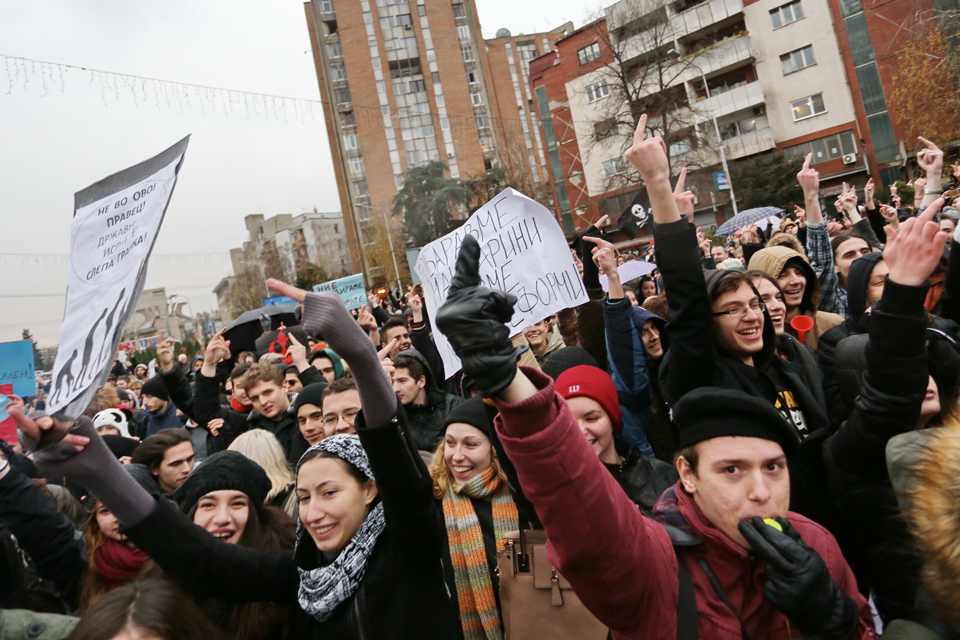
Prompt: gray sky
<box><xmin>0</xmin><ymin>0</ymin><xmax>592</xmax><ymax>347</ymax></box>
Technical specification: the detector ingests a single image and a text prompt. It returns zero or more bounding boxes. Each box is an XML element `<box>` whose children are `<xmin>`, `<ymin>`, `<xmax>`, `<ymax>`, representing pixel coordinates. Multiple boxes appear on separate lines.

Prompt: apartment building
<box><xmin>531</xmin><ymin>0</ymin><xmax>867</xmax><ymax>241</ymax></box>
<box><xmin>304</xmin><ymin>0</ymin><xmax>568</xmax><ymax>282</ymax></box>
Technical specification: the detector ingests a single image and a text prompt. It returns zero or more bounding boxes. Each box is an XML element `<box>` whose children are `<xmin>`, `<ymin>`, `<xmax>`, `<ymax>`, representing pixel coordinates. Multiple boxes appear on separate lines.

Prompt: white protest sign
<box><xmin>415</xmin><ymin>188</ymin><xmax>587</xmax><ymax>378</ymax></box>
<box><xmin>47</xmin><ymin>136</ymin><xmax>190</xmax><ymax>419</ymax></box>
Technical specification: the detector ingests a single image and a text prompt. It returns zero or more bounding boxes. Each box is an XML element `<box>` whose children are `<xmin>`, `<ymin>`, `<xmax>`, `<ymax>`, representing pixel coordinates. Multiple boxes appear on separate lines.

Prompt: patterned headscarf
<box><xmin>294</xmin><ymin>434</ymin><xmax>386</xmax><ymax>622</ymax></box>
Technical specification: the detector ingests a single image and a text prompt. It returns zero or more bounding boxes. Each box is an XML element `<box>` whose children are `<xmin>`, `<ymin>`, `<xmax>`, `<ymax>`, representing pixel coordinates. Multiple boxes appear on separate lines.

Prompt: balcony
<box><xmin>673</xmin><ymin>0</ymin><xmax>745</xmax><ymax>40</ymax></box>
<box><xmin>680</xmin><ymin>32</ymin><xmax>753</xmax><ymax>82</ymax></box>
<box><xmin>696</xmin><ymin>80</ymin><xmax>765</xmax><ymax>121</ymax></box>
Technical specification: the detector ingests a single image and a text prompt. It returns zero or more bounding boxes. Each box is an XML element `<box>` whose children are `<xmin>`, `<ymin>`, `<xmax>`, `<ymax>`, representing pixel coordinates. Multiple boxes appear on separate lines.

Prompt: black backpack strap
<box><xmin>676</xmin><ymin>553</ymin><xmax>698</xmax><ymax>640</ymax></box>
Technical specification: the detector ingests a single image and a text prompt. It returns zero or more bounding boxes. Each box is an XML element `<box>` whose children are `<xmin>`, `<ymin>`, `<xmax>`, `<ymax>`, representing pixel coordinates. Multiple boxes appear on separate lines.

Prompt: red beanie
<box><xmin>556</xmin><ymin>365</ymin><xmax>622</xmax><ymax>431</ymax></box>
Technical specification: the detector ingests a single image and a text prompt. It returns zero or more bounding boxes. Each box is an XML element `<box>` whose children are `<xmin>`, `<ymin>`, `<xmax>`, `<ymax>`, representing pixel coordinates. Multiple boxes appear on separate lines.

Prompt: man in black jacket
<box><xmin>391</xmin><ymin>349</ymin><xmax>461</xmax><ymax>453</ymax></box>
<box><xmin>232</xmin><ymin>363</ymin><xmax>308</xmax><ymax>465</ymax></box>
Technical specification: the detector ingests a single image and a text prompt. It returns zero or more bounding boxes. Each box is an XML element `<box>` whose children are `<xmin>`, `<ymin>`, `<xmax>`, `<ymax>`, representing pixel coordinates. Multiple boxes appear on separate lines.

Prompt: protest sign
<box><xmin>263</xmin><ymin>295</ymin><xmax>298</xmax><ymax>306</ymax></box>
<box><xmin>47</xmin><ymin>136</ymin><xmax>190</xmax><ymax>419</ymax></box>
<box><xmin>0</xmin><ymin>340</ymin><xmax>37</xmax><ymax>397</ymax></box>
<box><xmin>0</xmin><ymin>384</ymin><xmax>15</xmax><ymax>445</ymax></box>
<box><xmin>137</xmin><ymin>335</ymin><xmax>160</xmax><ymax>351</ymax></box>
<box><xmin>414</xmin><ymin>188</ymin><xmax>587</xmax><ymax>378</ymax></box>
<box><xmin>313</xmin><ymin>273</ymin><xmax>366</xmax><ymax>310</ymax></box>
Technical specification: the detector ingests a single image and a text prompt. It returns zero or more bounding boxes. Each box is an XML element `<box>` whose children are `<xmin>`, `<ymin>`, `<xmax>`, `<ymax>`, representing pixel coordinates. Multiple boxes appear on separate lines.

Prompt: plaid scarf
<box><xmin>442</xmin><ymin>467</ymin><xmax>518</xmax><ymax>640</ymax></box>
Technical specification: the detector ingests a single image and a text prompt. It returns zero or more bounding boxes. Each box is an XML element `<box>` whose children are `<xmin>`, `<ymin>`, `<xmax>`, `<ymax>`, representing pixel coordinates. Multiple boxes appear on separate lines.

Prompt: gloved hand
<box><xmin>739</xmin><ymin>517</ymin><xmax>859</xmax><ymax>640</ymax></box>
<box><xmin>436</xmin><ymin>234</ymin><xmax>527</xmax><ymax>397</ymax></box>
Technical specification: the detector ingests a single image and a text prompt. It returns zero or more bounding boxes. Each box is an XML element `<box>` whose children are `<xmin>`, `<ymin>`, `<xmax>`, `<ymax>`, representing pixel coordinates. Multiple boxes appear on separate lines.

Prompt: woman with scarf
<box><xmin>12</xmin><ymin>284</ymin><xmax>459</xmax><ymax>640</ymax></box>
<box><xmin>79</xmin><ymin>498</ymin><xmax>152</xmax><ymax>612</ymax></box>
<box><xmin>428</xmin><ymin>395</ymin><xmax>524</xmax><ymax>640</ymax></box>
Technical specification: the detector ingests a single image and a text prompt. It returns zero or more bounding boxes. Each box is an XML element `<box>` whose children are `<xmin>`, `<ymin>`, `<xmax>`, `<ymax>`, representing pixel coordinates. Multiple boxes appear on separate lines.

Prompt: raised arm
<box><xmin>157</xmin><ymin>337</ymin><xmax>196</xmax><ymax>422</ymax></box>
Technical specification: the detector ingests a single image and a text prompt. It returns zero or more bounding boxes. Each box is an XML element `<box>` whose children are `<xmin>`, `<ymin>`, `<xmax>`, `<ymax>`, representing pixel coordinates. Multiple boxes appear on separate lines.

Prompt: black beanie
<box><xmin>173</xmin><ymin>451</ymin><xmax>271</xmax><ymax>515</ymax></box>
<box><xmin>442</xmin><ymin>395</ymin><xmax>498</xmax><ymax>441</ymax></box>
<box><xmin>294</xmin><ymin>382</ymin><xmax>328</xmax><ymax>416</ymax></box>
<box><xmin>140</xmin><ymin>376</ymin><xmax>169</xmax><ymax>402</ymax></box>
<box><xmin>847</xmin><ymin>252</ymin><xmax>884</xmax><ymax>324</ymax></box>
<box><xmin>674</xmin><ymin>387</ymin><xmax>800</xmax><ymax>457</ymax></box>
<box><xmin>540</xmin><ymin>346</ymin><xmax>600</xmax><ymax>380</ymax></box>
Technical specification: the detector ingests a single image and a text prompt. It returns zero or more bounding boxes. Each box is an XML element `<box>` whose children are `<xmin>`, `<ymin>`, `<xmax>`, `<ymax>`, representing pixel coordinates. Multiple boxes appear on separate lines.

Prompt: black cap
<box><xmin>673</xmin><ymin>387</ymin><xmax>800</xmax><ymax>457</ymax></box>
<box><xmin>140</xmin><ymin>376</ymin><xmax>169</xmax><ymax>402</ymax></box>
<box><xmin>293</xmin><ymin>382</ymin><xmax>328</xmax><ymax>415</ymax></box>
<box><xmin>442</xmin><ymin>395</ymin><xmax>498</xmax><ymax>441</ymax></box>
<box><xmin>173</xmin><ymin>451</ymin><xmax>271</xmax><ymax>515</ymax></box>
<box><xmin>540</xmin><ymin>346</ymin><xmax>599</xmax><ymax>380</ymax></box>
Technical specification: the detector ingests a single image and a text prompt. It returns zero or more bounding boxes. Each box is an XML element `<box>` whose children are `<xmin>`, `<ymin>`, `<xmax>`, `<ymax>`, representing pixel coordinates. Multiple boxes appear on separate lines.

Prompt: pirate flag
<box><xmin>617</xmin><ymin>190</ymin><xmax>652</xmax><ymax>239</ymax></box>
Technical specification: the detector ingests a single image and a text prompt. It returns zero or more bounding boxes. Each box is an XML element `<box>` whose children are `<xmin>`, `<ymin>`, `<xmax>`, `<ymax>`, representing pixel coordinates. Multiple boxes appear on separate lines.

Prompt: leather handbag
<box><xmin>496</xmin><ymin>528</ymin><xmax>608</xmax><ymax>640</ymax></box>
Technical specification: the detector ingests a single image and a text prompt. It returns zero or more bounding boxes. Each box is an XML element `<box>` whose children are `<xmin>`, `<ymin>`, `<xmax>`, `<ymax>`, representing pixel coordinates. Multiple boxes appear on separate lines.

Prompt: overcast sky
<box><xmin>0</xmin><ymin>0</ymin><xmax>592</xmax><ymax>347</ymax></box>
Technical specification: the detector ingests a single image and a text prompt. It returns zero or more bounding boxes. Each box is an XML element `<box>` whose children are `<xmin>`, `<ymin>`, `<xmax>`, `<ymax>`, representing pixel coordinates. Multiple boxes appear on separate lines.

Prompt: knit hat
<box><xmin>673</xmin><ymin>387</ymin><xmax>800</xmax><ymax>457</ymax></box>
<box><xmin>140</xmin><ymin>376</ymin><xmax>169</xmax><ymax>402</ymax></box>
<box><xmin>173</xmin><ymin>451</ymin><xmax>271</xmax><ymax>515</ymax></box>
<box><xmin>442</xmin><ymin>395</ymin><xmax>498</xmax><ymax>441</ymax></box>
<box><xmin>93</xmin><ymin>408</ymin><xmax>133</xmax><ymax>439</ymax></box>
<box><xmin>718</xmin><ymin>258</ymin><xmax>746</xmax><ymax>272</ymax></box>
<box><xmin>298</xmin><ymin>434</ymin><xmax>374</xmax><ymax>480</ymax></box>
<box><xmin>124</xmin><ymin>463</ymin><xmax>162</xmax><ymax>496</ymax></box>
<box><xmin>294</xmin><ymin>382</ymin><xmax>328</xmax><ymax>416</ymax></box>
<box><xmin>540</xmin><ymin>346</ymin><xmax>599</xmax><ymax>380</ymax></box>
<box><xmin>556</xmin><ymin>365</ymin><xmax>622</xmax><ymax>430</ymax></box>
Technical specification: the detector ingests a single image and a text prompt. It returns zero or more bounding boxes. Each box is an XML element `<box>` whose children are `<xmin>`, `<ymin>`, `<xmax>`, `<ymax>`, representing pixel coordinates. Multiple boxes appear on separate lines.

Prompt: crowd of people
<box><xmin>3</xmin><ymin>119</ymin><xmax>960</xmax><ymax>640</ymax></box>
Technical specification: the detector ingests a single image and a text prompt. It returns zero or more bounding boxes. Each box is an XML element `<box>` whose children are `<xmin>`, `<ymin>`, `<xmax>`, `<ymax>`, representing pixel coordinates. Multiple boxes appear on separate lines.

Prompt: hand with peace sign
<box><xmin>625</xmin><ymin>114</ymin><xmax>682</xmax><ymax>225</ymax></box>
<box><xmin>435</xmin><ymin>234</ymin><xmax>528</xmax><ymax>397</ymax></box>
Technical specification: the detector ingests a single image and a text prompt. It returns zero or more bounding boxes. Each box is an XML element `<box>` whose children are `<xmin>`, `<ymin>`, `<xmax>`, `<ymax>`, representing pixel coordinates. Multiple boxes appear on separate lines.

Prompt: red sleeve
<box><xmin>494</xmin><ymin>367</ymin><xmax>678</xmax><ymax>635</ymax></box>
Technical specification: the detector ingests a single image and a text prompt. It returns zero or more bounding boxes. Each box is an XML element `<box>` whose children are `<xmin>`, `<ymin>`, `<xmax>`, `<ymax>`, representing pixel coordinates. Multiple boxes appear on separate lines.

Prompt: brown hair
<box><xmin>239</xmin><ymin>363</ymin><xmax>284</xmax><ymax>393</ymax></box>
<box><xmin>709</xmin><ymin>270</ymin><xmax>757</xmax><ymax>304</ymax></box>
<box><xmin>83</xmin><ymin>388</ymin><xmax>120</xmax><ymax>419</ymax></box>
<box><xmin>79</xmin><ymin>501</ymin><xmax>153</xmax><ymax>612</ymax></box>
<box><xmin>392</xmin><ymin>355</ymin><xmax>425</xmax><ymax>382</ymax></box>
<box><xmin>642</xmin><ymin>292</ymin><xmax>670</xmax><ymax>320</ymax></box>
<box><xmin>130</xmin><ymin>428</ymin><xmax>192</xmax><ymax>473</ymax></box>
<box><xmin>429</xmin><ymin>437</ymin><xmax>509</xmax><ymax>499</ymax></box>
<box><xmin>70</xmin><ymin>578</ymin><xmax>225</xmax><ymax>640</ymax></box>
<box><xmin>745</xmin><ymin>269</ymin><xmax>784</xmax><ymax>297</ymax></box>
<box><xmin>677</xmin><ymin>444</ymin><xmax>699</xmax><ymax>475</ymax></box>
<box><xmin>321</xmin><ymin>377</ymin><xmax>358</xmax><ymax>409</ymax></box>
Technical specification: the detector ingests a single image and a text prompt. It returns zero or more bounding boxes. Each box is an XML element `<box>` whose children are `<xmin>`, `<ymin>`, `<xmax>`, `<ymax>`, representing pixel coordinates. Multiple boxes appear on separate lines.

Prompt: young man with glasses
<box><xmin>319</xmin><ymin>378</ymin><xmax>361</xmax><ymax>438</ymax></box>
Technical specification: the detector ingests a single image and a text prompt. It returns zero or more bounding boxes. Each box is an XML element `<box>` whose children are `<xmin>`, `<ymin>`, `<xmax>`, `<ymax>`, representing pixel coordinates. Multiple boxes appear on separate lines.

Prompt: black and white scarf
<box><xmin>295</xmin><ymin>435</ymin><xmax>386</xmax><ymax>622</ymax></box>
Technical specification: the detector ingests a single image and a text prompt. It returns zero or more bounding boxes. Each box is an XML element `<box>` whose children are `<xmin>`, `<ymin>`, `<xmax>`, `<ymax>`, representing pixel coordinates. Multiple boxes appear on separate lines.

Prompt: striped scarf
<box><xmin>442</xmin><ymin>466</ymin><xmax>518</xmax><ymax>640</ymax></box>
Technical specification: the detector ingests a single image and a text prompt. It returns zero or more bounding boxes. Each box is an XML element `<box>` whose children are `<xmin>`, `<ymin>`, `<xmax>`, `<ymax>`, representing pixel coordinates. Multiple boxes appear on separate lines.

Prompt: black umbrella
<box><xmin>223</xmin><ymin>305</ymin><xmax>300</xmax><ymax>358</ymax></box>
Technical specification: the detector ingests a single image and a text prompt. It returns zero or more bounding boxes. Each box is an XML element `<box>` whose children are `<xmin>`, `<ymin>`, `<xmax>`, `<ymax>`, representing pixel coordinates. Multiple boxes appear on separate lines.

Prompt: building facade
<box><xmin>530</xmin><ymin>0</ymin><xmax>877</xmax><ymax>243</ymax></box>
<box><xmin>304</xmin><ymin>0</ymin><xmax>570</xmax><ymax>281</ymax></box>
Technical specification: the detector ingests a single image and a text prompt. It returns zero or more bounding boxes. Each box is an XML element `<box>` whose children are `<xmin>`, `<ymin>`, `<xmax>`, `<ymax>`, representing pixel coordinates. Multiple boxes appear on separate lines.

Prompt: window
<box><xmin>791</xmin><ymin>93</ymin><xmax>826</xmax><ymax>120</ymax></box>
<box><xmin>585</xmin><ymin>80</ymin><xmax>609</xmax><ymax>103</ymax></box>
<box><xmin>602</xmin><ymin>158</ymin><xmax>627</xmax><ymax>177</ymax></box>
<box><xmin>466</xmin><ymin>70</ymin><xmax>479</xmax><ymax>84</ymax></box>
<box><xmin>440</xmin><ymin>117</ymin><xmax>450</xmax><ymax>130</ymax></box>
<box><xmin>372</xmin><ymin>56</ymin><xmax>381</xmax><ymax>70</ymax></box>
<box><xmin>452</xmin><ymin>3</ymin><xmax>465</xmax><ymax>17</ymax></box>
<box><xmin>594</xmin><ymin>118</ymin><xmax>619</xmax><ymax>138</ymax></box>
<box><xmin>340</xmin><ymin>111</ymin><xmax>356</xmax><ymax>126</ymax></box>
<box><xmin>784</xmin><ymin>131</ymin><xmax>857</xmax><ymax>163</ymax></box>
<box><xmin>363</xmin><ymin>11</ymin><xmax>371</xmax><ymax>23</ymax></box>
<box><xmin>380</xmin><ymin>14</ymin><xmax>412</xmax><ymax>29</ymax></box>
<box><xmin>431</xmin><ymin>71</ymin><xmax>440</xmax><ymax>83</ymax></box>
<box><xmin>343</xmin><ymin>133</ymin><xmax>359</xmax><ymax>150</ymax></box>
<box><xmin>354</xmin><ymin>180</ymin><xmax>369</xmax><ymax>196</ymax></box>
<box><xmin>394</xmin><ymin>79</ymin><xmax>426</xmax><ymax>95</ymax></box>
<box><xmin>780</xmin><ymin>45</ymin><xmax>815</xmax><ymax>74</ymax></box>
<box><xmin>326</xmin><ymin>42</ymin><xmax>343</xmax><ymax>59</ymax></box>
<box><xmin>334</xmin><ymin>223</ymin><xmax>339</xmax><ymax>233</ymax></box>
<box><xmin>334</xmin><ymin>87</ymin><xmax>352</xmax><ymax>103</ymax></box>
<box><xmin>320</xmin><ymin>0</ymin><xmax>334</xmax><ymax>12</ymax></box>
<box><xmin>377</xmin><ymin>80</ymin><xmax>386</xmax><ymax>94</ymax></box>
<box><xmin>668</xmin><ymin>140</ymin><xmax>693</xmax><ymax>157</ymax></box>
<box><xmin>349</xmin><ymin>157</ymin><xmax>365</xmax><ymax>175</ymax></box>
<box><xmin>457</xmin><ymin>25</ymin><xmax>470</xmax><ymax>40</ymax></box>
<box><xmin>436</xmin><ymin>94</ymin><xmax>444</xmax><ymax>107</ymax></box>
<box><xmin>770</xmin><ymin>0</ymin><xmax>803</xmax><ymax>28</ymax></box>
<box><xmin>471</xmin><ymin>91</ymin><xmax>483</xmax><ymax>106</ymax></box>
<box><xmin>578</xmin><ymin>42</ymin><xmax>601</xmax><ymax>65</ymax></box>
<box><xmin>475</xmin><ymin>113</ymin><xmax>488</xmax><ymax>129</ymax></box>
<box><xmin>461</xmin><ymin>45</ymin><xmax>475</xmax><ymax>62</ymax></box>
<box><xmin>407</xmin><ymin>149</ymin><xmax>425</xmax><ymax>165</ymax></box>
<box><xmin>330</xmin><ymin>65</ymin><xmax>347</xmax><ymax>81</ymax></box>
<box><xmin>418</xmin><ymin>5</ymin><xmax>426</xmax><ymax>16</ymax></box>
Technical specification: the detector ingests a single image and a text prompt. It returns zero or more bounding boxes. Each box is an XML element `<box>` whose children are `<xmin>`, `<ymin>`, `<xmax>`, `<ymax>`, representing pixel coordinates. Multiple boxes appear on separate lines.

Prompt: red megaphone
<box><xmin>790</xmin><ymin>315</ymin><xmax>814</xmax><ymax>345</ymax></box>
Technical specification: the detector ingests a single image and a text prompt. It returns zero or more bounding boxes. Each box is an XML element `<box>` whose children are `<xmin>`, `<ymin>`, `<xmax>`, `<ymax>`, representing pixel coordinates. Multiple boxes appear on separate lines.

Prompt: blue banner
<box><xmin>0</xmin><ymin>340</ymin><xmax>37</xmax><ymax>397</ymax></box>
<box><xmin>312</xmin><ymin>273</ymin><xmax>366</xmax><ymax>310</ymax></box>
<box><xmin>263</xmin><ymin>295</ymin><xmax>298</xmax><ymax>306</ymax></box>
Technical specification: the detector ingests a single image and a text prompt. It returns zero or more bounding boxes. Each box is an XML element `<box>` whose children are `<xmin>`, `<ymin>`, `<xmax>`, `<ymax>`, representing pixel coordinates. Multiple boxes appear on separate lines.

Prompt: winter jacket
<box><xmin>602</xmin><ymin>296</ymin><xmax>656</xmax><ymax>457</ymax></box>
<box><xmin>936</xmin><ymin>240</ymin><xmax>960</xmax><ymax>323</ymax></box>
<box><xmin>122</xmin><ymin>406</ymin><xmax>461</xmax><ymax>640</ymax></box>
<box><xmin>395</xmin><ymin>349</ymin><xmax>462</xmax><ymax>452</ymax></box>
<box><xmin>0</xmin><ymin>466</ymin><xmax>85</xmax><ymax>609</ymax></box>
<box><xmin>603</xmin><ymin>441</ymin><xmax>678</xmax><ymax>517</ymax></box>
<box><xmin>747</xmin><ymin>245</ymin><xmax>843</xmax><ymax>350</ymax></box>
<box><xmin>807</xmin><ymin>218</ymin><xmax>881</xmax><ymax>319</ymax></box>
<box><xmin>823</xmin><ymin>279</ymin><xmax>934</xmax><ymax>623</ymax></box>
<box><xmin>409</xmin><ymin>316</ymin><xmax>462</xmax><ymax>397</ymax></box>
<box><xmin>531</xmin><ymin>327</ymin><xmax>564</xmax><ymax>365</ymax></box>
<box><xmin>655</xmin><ymin>220</ymin><xmax>836</xmax><ymax>526</ymax></box>
<box><xmin>244</xmin><ymin>403</ymin><xmax>309</xmax><ymax>467</ymax></box>
<box><xmin>192</xmin><ymin>371</ymin><xmax>251</xmax><ymax>455</ymax></box>
<box><xmin>160</xmin><ymin>363</ymin><xmax>196</xmax><ymax>423</ymax></box>
<box><xmin>492</xmin><ymin>367</ymin><xmax>876</xmax><ymax>640</ymax></box>
<box><xmin>138</xmin><ymin>399</ymin><xmax>182</xmax><ymax>439</ymax></box>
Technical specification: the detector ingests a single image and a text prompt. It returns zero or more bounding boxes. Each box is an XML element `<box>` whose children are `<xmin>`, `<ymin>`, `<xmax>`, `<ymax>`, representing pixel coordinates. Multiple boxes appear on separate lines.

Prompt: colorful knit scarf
<box><xmin>442</xmin><ymin>466</ymin><xmax>519</xmax><ymax>640</ymax></box>
<box><xmin>94</xmin><ymin>539</ymin><xmax>149</xmax><ymax>590</ymax></box>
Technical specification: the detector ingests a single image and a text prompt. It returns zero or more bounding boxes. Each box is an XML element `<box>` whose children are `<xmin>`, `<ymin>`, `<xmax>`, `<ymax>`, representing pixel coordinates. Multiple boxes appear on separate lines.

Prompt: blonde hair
<box><xmin>428</xmin><ymin>433</ymin><xmax>509</xmax><ymax>499</ymax></box>
<box><xmin>228</xmin><ymin>430</ymin><xmax>295</xmax><ymax>504</ymax></box>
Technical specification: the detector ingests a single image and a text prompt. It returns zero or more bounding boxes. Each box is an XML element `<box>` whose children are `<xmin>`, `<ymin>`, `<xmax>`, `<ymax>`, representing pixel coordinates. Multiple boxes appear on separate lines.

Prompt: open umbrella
<box><xmin>223</xmin><ymin>305</ymin><xmax>300</xmax><ymax>358</ymax></box>
<box><xmin>716</xmin><ymin>206</ymin><xmax>785</xmax><ymax>238</ymax></box>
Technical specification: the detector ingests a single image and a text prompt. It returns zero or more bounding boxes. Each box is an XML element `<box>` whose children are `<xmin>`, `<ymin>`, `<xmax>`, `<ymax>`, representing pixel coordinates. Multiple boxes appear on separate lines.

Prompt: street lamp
<box><xmin>354</xmin><ymin>203</ymin><xmax>403</xmax><ymax>295</ymax></box>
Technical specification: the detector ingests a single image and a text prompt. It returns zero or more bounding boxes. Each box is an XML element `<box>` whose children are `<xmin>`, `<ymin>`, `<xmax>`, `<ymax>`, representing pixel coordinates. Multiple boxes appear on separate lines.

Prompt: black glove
<box><xmin>738</xmin><ymin>517</ymin><xmax>859</xmax><ymax>640</ymax></box>
<box><xmin>435</xmin><ymin>235</ymin><xmax>527</xmax><ymax>397</ymax></box>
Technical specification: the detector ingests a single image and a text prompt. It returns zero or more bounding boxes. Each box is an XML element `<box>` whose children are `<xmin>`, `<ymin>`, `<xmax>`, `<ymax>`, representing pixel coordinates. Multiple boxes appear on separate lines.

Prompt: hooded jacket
<box><xmin>312</xmin><ymin>349</ymin><xmax>345</xmax><ymax>380</ymax></box>
<box><xmin>395</xmin><ymin>348</ymin><xmax>462</xmax><ymax>452</ymax></box>
<box><xmin>491</xmin><ymin>367</ymin><xmax>876</xmax><ymax>640</ymax></box>
<box><xmin>630</xmin><ymin>306</ymin><xmax>676</xmax><ymax>462</ymax></box>
<box><xmin>747</xmin><ymin>245</ymin><xmax>843</xmax><ymax>350</ymax></box>
<box><xmin>654</xmin><ymin>221</ymin><xmax>835</xmax><ymax>525</ymax></box>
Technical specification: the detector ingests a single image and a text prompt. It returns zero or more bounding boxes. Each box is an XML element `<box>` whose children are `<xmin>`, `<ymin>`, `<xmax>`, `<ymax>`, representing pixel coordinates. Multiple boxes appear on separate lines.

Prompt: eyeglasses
<box><xmin>712</xmin><ymin>302</ymin><xmax>766</xmax><ymax>318</ymax></box>
<box><xmin>322</xmin><ymin>408</ymin><xmax>360</xmax><ymax>427</ymax></box>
